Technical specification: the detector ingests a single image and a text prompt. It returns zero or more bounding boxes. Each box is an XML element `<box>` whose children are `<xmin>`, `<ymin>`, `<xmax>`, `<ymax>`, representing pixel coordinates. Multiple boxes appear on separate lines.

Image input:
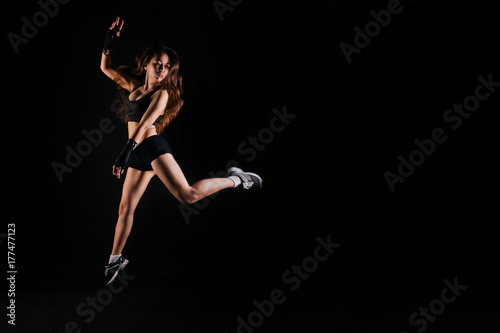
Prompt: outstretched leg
<box><xmin>151</xmin><ymin>153</ymin><xmax>234</xmax><ymax>205</ymax></box>
<box><xmin>111</xmin><ymin>168</ymin><xmax>155</xmax><ymax>255</ymax></box>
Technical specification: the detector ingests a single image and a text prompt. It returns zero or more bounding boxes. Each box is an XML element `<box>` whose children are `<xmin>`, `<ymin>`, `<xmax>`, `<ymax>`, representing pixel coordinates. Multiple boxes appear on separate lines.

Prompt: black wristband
<box><xmin>113</xmin><ymin>139</ymin><xmax>137</xmax><ymax>170</ymax></box>
<box><xmin>103</xmin><ymin>26</ymin><xmax>120</xmax><ymax>55</ymax></box>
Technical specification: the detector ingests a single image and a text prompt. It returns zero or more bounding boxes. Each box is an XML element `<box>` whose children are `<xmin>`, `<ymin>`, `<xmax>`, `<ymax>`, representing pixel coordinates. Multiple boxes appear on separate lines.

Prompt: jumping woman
<box><xmin>100</xmin><ymin>17</ymin><xmax>262</xmax><ymax>286</ymax></box>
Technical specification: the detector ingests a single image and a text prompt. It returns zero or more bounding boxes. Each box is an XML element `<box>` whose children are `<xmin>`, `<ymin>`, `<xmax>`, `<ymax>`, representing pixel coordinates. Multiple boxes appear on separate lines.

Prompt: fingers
<box><xmin>116</xmin><ymin>16</ymin><xmax>125</xmax><ymax>37</ymax></box>
<box><xmin>117</xmin><ymin>18</ymin><xmax>124</xmax><ymax>37</ymax></box>
<box><xmin>109</xmin><ymin>17</ymin><xmax>124</xmax><ymax>36</ymax></box>
<box><xmin>112</xmin><ymin>165</ymin><xmax>122</xmax><ymax>179</ymax></box>
<box><xmin>109</xmin><ymin>16</ymin><xmax>118</xmax><ymax>30</ymax></box>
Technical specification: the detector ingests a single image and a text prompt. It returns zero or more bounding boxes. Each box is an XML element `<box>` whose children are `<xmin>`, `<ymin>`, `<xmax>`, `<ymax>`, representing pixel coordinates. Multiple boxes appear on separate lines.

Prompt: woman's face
<box><xmin>145</xmin><ymin>52</ymin><xmax>170</xmax><ymax>83</ymax></box>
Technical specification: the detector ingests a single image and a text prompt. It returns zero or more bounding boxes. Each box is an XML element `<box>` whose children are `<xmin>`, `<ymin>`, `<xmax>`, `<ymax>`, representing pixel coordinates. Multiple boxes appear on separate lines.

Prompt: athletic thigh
<box><xmin>120</xmin><ymin>168</ymin><xmax>155</xmax><ymax>210</ymax></box>
<box><xmin>151</xmin><ymin>153</ymin><xmax>191</xmax><ymax>200</ymax></box>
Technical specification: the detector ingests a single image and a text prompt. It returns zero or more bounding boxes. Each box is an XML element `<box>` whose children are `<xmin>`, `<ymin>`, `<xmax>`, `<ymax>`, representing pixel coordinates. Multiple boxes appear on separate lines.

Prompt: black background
<box><xmin>3</xmin><ymin>0</ymin><xmax>500</xmax><ymax>332</ymax></box>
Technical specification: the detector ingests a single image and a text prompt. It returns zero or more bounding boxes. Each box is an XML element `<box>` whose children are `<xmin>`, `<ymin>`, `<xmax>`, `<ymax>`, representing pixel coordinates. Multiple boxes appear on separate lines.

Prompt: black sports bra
<box><xmin>124</xmin><ymin>85</ymin><xmax>163</xmax><ymax>126</ymax></box>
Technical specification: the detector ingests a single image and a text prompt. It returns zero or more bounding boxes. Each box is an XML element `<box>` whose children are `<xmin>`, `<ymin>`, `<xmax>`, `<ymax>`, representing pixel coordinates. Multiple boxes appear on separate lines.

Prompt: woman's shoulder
<box><xmin>152</xmin><ymin>87</ymin><xmax>169</xmax><ymax>99</ymax></box>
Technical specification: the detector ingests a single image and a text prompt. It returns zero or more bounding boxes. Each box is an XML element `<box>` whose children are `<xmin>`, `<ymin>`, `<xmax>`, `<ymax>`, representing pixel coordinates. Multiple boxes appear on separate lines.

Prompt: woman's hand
<box><xmin>103</xmin><ymin>16</ymin><xmax>124</xmax><ymax>55</ymax></box>
<box><xmin>109</xmin><ymin>16</ymin><xmax>124</xmax><ymax>37</ymax></box>
<box><xmin>112</xmin><ymin>165</ymin><xmax>123</xmax><ymax>179</ymax></box>
<box><xmin>112</xmin><ymin>139</ymin><xmax>137</xmax><ymax>179</ymax></box>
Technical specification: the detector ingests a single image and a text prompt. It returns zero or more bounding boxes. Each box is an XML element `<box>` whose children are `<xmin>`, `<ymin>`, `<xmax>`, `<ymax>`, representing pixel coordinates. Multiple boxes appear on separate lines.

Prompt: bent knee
<box><xmin>178</xmin><ymin>188</ymin><xmax>199</xmax><ymax>205</ymax></box>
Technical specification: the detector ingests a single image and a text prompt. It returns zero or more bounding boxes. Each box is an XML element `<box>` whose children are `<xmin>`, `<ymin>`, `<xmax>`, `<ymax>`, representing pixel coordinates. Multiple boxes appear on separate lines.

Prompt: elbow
<box><xmin>131</xmin><ymin>124</ymin><xmax>149</xmax><ymax>142</ymax></box>
<box><xmin>100</xmin><ymin>59</ymin><xmax>107</xmax><ymax>72</ymax></box>
<box><xmin>100</xmin><ymin>63</ymin><xmax>107</xmax><ymax>74</ymax></box>
<box><xmin>100</xmin><ymin>66</ymin><xmax>116</xmax><ymax>80</ymax></box>
<box><xmin>100</xmin><ymin>63</ymin><xmax>110</xmax><ymax>73</ymax></box>
<box><xmin>100</xmin><ymin>58</ymin><xmax>115</xmax><ymax>76</ymax></box>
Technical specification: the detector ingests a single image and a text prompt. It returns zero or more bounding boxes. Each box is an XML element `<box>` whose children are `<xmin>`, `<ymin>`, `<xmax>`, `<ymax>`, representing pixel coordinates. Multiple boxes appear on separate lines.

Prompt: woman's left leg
<box><xmin>151</xmin><ymin>153</ymin><xmax>234</xmax><ymax>205</ymax></box>
<box><xmin>111</xmin><ymin>168</ymin><xmax>155</xmax><ymax>255</ymax></box>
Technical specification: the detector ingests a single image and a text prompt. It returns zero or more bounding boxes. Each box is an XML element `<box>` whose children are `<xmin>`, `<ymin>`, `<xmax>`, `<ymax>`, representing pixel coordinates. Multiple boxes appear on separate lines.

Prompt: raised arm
<box><xmin>100</xmin><ymin>17</ymin><xmax>140</xmax><ymax>92</ymax></box>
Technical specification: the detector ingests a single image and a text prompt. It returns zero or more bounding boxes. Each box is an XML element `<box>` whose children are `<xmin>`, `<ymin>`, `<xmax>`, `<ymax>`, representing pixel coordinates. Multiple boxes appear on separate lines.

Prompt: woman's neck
<box><xmin>144</xmin><ymin>75</ymin><xmax>159</xmax><ymax>91</ymax></box>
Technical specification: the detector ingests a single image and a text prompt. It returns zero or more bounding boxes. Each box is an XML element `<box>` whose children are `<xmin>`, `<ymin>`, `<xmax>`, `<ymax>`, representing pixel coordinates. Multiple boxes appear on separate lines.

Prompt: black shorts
<box><xmin>128</xmin><ymin>135</ymin><xmax>172</xmax><ymax>171</ymax></box>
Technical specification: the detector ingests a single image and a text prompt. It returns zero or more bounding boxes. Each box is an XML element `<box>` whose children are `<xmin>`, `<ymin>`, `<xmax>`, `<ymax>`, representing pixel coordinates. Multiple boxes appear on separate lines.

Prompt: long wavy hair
<box><xmin>115</xmin><ymin>46</ymin><xmax>184</xmax><ymax>134</ymax></box>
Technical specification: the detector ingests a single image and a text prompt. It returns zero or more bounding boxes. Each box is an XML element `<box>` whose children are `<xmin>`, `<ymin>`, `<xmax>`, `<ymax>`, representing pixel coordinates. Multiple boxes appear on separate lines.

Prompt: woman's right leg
<box><xmin>151</xmin><ymin>153</ymin><xmax>234</xmax><ymax>205</ymax></box>
<box><xmin>111</xmin><ymin>167</ymin><xmax>155</xmax><ymax>255</ymax></box>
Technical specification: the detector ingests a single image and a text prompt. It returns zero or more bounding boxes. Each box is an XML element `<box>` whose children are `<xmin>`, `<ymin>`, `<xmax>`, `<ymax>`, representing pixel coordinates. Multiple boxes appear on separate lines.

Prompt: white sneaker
<box><xmin>228</xmin><ymin>167</ymin><xmax>263</xmax><ymax>189</ymax></box>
